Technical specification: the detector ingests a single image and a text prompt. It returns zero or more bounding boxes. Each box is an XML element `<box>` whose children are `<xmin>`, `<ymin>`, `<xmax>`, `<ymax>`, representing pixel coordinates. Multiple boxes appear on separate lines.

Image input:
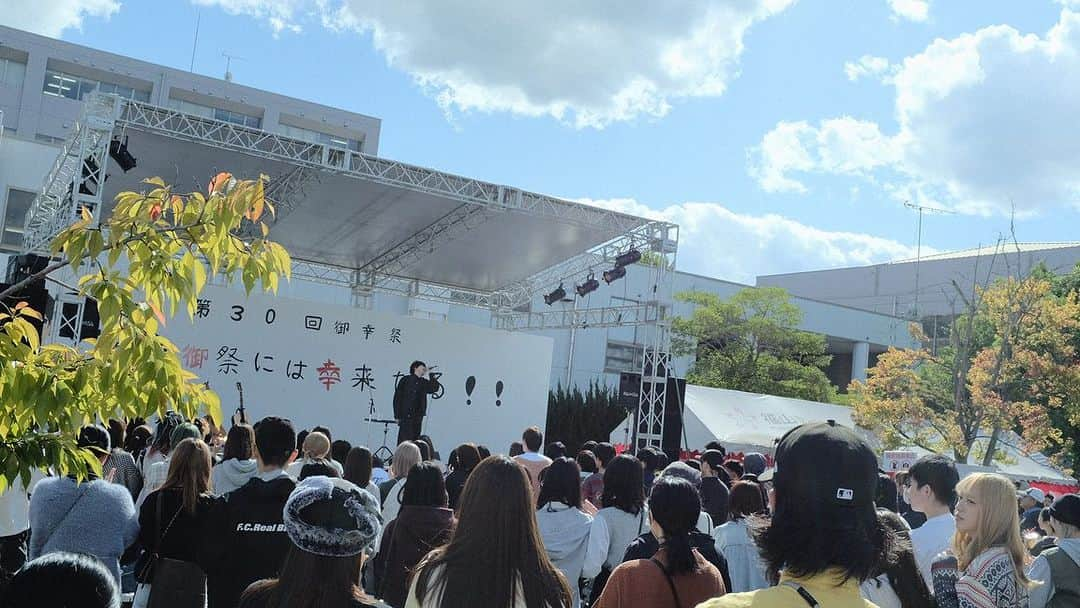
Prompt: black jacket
<box><xmin>392</xmin><ymin>374</ymin><xmax>440</xmax><ymax>420</ymax></box>
<box><xmin>139</xmin><ymin>488</ymin><xmax>215</xmax><ymax>564</ymax></box>
<box><xmin>622</xmin><ymin>530</ymin><xmax>733</xmax><ymax>593</ymax></box>
<box><xmin>200</xmin><ymin>474</ymin><xmax>296</xmax><ymax>608</ymax></box>
<box><xmin>700</xmin><ymin>477</ymin><xmax>730</xmax><ymax>525</ymax></box>
<box><xmin>373</xmin><ymin>506</ymin><xmax>455</xmax><ymax>608</ymax></box>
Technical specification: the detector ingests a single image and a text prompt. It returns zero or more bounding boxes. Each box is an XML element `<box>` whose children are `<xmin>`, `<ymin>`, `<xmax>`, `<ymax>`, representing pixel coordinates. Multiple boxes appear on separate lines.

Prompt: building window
<box><xmin>213</xmin><ymin>107</ymin><xmax>261</xmax><ymax>129</ymax></box>
<box><xmin>604</xmin><ymin>341</ymin><xmax>644</xmax><ymax>374</ymax></box>
<box><xmin>0</xmin><ymin>58</ymin><xmax>27</xmax><ymax>89</ymax></box>
<box><xmin>2</xmin><ymin>189</ymin><xmax>35</xmax><ymax>250</ymax></box>
<box><xmin>42</xmin><ymin>69</ymin><xmax>149</xmax><ymax>102</ymax></box>
<box><xmin>278</xmin><ymin>123</ymin><xmax>362</xmax><ymax>152</ymax></box>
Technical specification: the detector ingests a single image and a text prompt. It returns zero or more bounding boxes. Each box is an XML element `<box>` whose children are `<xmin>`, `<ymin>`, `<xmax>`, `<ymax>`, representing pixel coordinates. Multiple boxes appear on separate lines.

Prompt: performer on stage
<box><xmin>392</xmin><ymin>360</ymin><xmax>441</xmax><ymax>445</ymax></box>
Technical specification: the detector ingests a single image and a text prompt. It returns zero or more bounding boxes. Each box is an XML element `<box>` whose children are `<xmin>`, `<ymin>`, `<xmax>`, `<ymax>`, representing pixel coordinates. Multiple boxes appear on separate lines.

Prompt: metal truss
<box><xmin>290</xmin><ymin>259</ymin><xmax>500</xmax><ymax>309</ymax></box>
<box><xmin>23</xmin><ymin>94</ymin><xmax>116</xmax><ymax>252</ymax></box>
<box><xmin>238</xmin><ymin>165</ymin><xmax>319</xmax><ymax>239</ymax></box>
<box><xmin>492</xmin><ymin>302</ymin><xmax>662</xmax><ymax>331</ymax></box>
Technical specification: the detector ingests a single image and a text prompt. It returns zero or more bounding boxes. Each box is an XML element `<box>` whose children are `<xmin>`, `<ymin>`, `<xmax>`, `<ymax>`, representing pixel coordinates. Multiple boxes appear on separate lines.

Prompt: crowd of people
<box><xmin>1</xmin><ymin>412</ymin><xmax>1079</xmax><ymax>608</ymax></box>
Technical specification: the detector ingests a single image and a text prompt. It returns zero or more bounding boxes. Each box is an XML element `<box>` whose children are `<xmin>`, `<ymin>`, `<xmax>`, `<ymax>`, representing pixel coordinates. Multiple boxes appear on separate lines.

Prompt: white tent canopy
<box><xmin>613</xmin><ymin>384</ymin><xmax>1076</xmax><ymax>485</ymax></box>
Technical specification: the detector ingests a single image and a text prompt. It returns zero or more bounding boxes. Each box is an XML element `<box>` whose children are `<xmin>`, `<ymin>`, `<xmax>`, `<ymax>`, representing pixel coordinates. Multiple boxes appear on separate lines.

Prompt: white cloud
<box><xmin>188</xmin><ymin>0</ymin><xmax>797</xmax><ymax>128</ymax></box>
<box><xmin>888</xmin><ymin>0</ymin><xmax>929</xmax><ymax>22</ymax></box>
<box><xmin>578</xmin><ymin>197</ymin><xmax>921</xmax><ymax>282</ymax></box>
<box><xmin>752</xmin><ymin>9</ymin><xmax>1080</xmax><ymax>216</ymax></box>
<box><xmin>1</xmin><ymin>0</ymin><xmax>119</xmax><ymax>37</ymax></box>
<box><xmin>844</xmin><ymin>55</ymin><xmax>891</xmax><ymax>81</ymax></box>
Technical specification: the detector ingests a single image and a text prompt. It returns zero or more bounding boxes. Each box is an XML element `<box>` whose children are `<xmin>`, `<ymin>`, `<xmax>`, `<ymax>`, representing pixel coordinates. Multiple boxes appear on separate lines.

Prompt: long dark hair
<box><xmin>537</xmin><ymin>457</ymin><xmax>582</xmax><ymax>509</ymax></box>
<box><xmin>149</xmin><ymin>412</ymin><xmax>182</xmax><ymax>457</ymax></box>
<box><xmin>872</xmin><ymin>509</ymin><xmax>934</xmax><ymax>608</ymax></box>
<box><xmin>601</xmin><ymin>454</ymin><xmax>645</xmax><ymax>515</ymax></box>
<box><xmin>343</xmin><ymin>446</ymin><xmax>374</xmax><ymax>488</ymax></box>
<box><xmin>222</xmin><ymin>424</ymin><xmax>254</xmax><ymax>461</ymax></box>
<box><xmin>453</xmin><ymin>443</ymin><xmax>481</xmax><ymax>474</ymax></box>
<box><xmin>240</xmin><ymin>546</ymin><xmax>370</xmax><ymax>608</ymax></box>
<box><xmin>412</xmin><ymin>456</ymin><xmax>571</xmax><ymax>608</ymax></box>
<box><xmin>402</xmin><ymin>462</ymin><xmax>448</xmax><ymax>508</ymax></box>
<box><xmin>649</xmin><ymin>478</ymin><xmax>702</xmax><ymax>575</ymax></box>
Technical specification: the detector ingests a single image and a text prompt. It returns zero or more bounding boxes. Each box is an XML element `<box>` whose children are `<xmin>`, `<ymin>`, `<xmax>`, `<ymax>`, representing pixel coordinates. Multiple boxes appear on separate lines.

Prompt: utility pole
<box><xmin>904</xmin><ymin>202</ymin><xmax>955</xmax><ymax>321</ymax></box>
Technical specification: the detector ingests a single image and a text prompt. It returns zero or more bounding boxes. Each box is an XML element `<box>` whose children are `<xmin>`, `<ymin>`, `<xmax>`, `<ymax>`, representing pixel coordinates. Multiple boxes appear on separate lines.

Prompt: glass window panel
<box><xmin>2</xmin><ymin>189</ymin><xmax>34</xmax><ymax>248</ymax></box>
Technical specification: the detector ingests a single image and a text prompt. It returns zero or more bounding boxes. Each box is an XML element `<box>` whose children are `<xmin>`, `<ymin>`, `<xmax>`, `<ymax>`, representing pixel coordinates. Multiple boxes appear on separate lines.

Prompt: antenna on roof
<box><xmin>189</xmin><ymin>10</ymin><xmax>201</xmax><ymax>72</ymax></box>
<box><xmin>222</xmin><ymin>51</ymin><xmax>245</xmax><ymax>82</ymax></box>
<box><xmin>904</xmin><ymin>202</ymin><xmax>956</xmax><ymax>321</ymax></box>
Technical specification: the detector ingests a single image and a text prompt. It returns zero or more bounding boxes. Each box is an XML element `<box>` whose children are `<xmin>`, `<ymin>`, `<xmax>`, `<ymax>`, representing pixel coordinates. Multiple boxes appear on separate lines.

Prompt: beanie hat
<box><xmin>743</xmin><ymin>452</ymin><xmax>768</xmax><ymax>476</ymax></box>
<box><xmin>1049</xmin><ymin>494</ymin><xmax>1080</xmax><ymax>528</ymax></box>
<box><xmin>77</xmin><ymin>425</ymin><xmax>111</xmax><ymax>457</ymax></box>
<box><xmin>170</xmin><ymin>423</ymin><xmax>202</xmax><ymax>448</ymax></box>
<box><xmin>660</xmin><ymin>461</ymin><xmax>702</xmax><ymax>488</ymax></box>
<box><xmin>284</xmin><ymin>476</ymin><xmax>382</xmax><ymax>557</ymax></box>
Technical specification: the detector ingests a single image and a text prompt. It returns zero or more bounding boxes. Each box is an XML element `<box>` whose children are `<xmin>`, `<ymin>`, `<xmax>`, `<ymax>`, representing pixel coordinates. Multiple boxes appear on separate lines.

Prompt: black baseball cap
<box><xmin>1048</xmin><ymin>494</ymin><xmax>1080</xmax><ymax>528</ymax></box>
<box><xmin>77</xmin><ymin>425</ymin><xmax>111</xmax><ymax>457</ymax></box>
<box><xmin>773</xmin><ymin>421</ymin><xmax>878</xmax><ymax>523</ymax></box>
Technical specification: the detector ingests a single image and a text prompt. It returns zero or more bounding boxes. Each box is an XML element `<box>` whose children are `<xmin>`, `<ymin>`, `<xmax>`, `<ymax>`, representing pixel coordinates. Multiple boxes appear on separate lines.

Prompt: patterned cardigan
<box><xmin>932</xmin><ymin>546</ymin><xmax>1029</xmax><ymax>608</ymax></box>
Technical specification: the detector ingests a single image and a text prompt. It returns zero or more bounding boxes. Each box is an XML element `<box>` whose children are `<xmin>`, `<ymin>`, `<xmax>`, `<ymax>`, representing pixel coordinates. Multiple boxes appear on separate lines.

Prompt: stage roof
<box><xmin>26</xmin><ymin>96</ymin><xmax>674</xmax><ymax>308</ymax></box>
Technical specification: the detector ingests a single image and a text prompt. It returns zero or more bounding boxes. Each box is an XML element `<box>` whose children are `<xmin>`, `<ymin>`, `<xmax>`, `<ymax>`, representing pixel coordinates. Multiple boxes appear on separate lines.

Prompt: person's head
<box><xmin>193</xmin><ymin>417</ymin><xmax>208</xmax><ymax>441</ymax></box>
<box><xmin>953</xmin><ymin>473</ymin><xmax>1029</xmax><ymax>583</ymax></box>
<box><xmin>302</xmin><ymin>431</ymin><xmax>331</xmax><ymax>460</ymax></box>
<box><xmin>453</xmin><ymin>443</ymin><xmax>482</xmax><ymax>474</ymax></box>
<box><xmin>299</xmin><ymin>459</ymin><xmax>341</xmax><ymax>480</ymax></box>
<box><xmin>906</xmin><ymin>455</ymin><xmax>959</xmax><ymax>513</ymax></box>
<box><xmin>1038</xmin><ymin>507</ymin><xmax>1054</xmax><ymax>536</ymax></box>
<box><xmin>106</xmin><ymin>419</ymin><xmax>125</xmax><ymax>453</ymax></box>
<box><xmin>648</xmin><ymin>477</ymin><xmax>703</xmax><ymax>575</ymax></box>
<box><xmin>151</xmin><ymin>411</ymin><xmax>183</xmax><ymax>455</ymax></box>
<box><xmin>169</xmin><ymin>422</ymin><xmax>202</xmax><ymax>451</ymax></box>
<box><xmin>876</xmin><ymin>472</ymin><xmax>899</xmax><ymax>512</ymax></box>
<box><xmin>705</xmin><ymin>441</ymin><xmax>726</xmax><ymax>457</ymax></box>
<box><xmin>594</xmin><ymin>442</ymin><xmax>616</xmax><ymax>470</ymax></box>
<box><xmin>125</xmin><ymin>424</ymin><xmax>153</xmax><ymax>456</ymax></box>
<box><xmin>77</xmin><ymin>424</ymin><xmax>111</xmax><ymax>464</ymax></box>
<box><xmin>522</xmin><ymin>426</ymin><xmax>543</xmax><ymax>453</ymax></box>
<box><xmin>576</xmin><ymin>450</ymin><xmax>598</xmax><ymax>474</ymax></box>
<box><xmin>1018</xmin><ymin>487</ymin><xmax>1045</xmax><ymax>511</ymax></box>
<box><xmin>684</xmin><ymin>459</ymin><xmax>701</xmax><ymax>471</ymax></box>
<box><xmin>245</xmin><ymin>476</ymin><xmax>382</xmax><ymax>607</ymax></box>
<box><xmin>410</xmin><ymin>360</ymin><xmax>427</xmax><ymax>377</ymax></box>
<box><xmin>537</xmin><ymin>457</ymin><xmax>583</xmax><ymax>509</ymax></box>
<box><xmin>343</xmin><ymin>446</ymin><xmax>374</xmax><ymax>488</ymax></box>
<box><xmin>894</xmin><ymin>470</ymin><xmax>910</xmax><ymax>491</ymax></box>
<box><xmin>700</xmin><ymin>449</ymin><xmax>725</xmax><ymax>479</ymax></box>
<box><xmin>413</xmin><ymin>439</ymin><xmax>432</xmax><ymax>461</ymax></box>
<box><xmin>419</xmin><ymin>435</ymin><xmax>438</xmax><ymax>458</ymax></box>
<box><xmin>222</xmin><ymin>423</ymin><xmax>255</xmax><ymax>462</ymax></box>
<box><xmin>6</xmin><ymin>552</ymin><xmax>120</xmax><ymax>608</ymax></box>
<box><xmin>331</xmin><ymin>440</ymin><xmax>352</xmax><ymax>465</ymax></box>
<box><xmin>728</xmin><ymin>481</ymin><xmax>766</xmax><ymax>520</ymax></box>
<box><xmin>660</xmin><ymin>461</ymin><xmax>702</xmax><ymax>489</ymax></box>
<box><xmin>743</xmin><ymin>452</ymin><xmax>767</xmax><ymax>477</ymax></box>
<box><xmin>637</xmin><ymin>448</ymin><xmax>659</xmax><ymax>474</ymax></box>
<box><xmin>402</xmin><ymin>461</ymin><xmax>449</xmax><ymax>508</ymax></box>
<box><xmin>722</xmin><ymin>459</ymin><xmax>744</xmax><ymax>481</ymax></box>
<box><xmin>296</xmin><ymin>429</ymin><xmax>309</xmax><ymax>453</ymax></box>
<box><xmin>476</xmin><ymin>445</ymin><xmax>491</xmax><ymax>459</ymax></box>
<box><xmin>254</xmin><ymin>416</ymin><xmax>298</xmax><ymax>469</ymax></box>
<box><xmin>508</xmin><ymin>441</ymin><xmax>524</xmax><ymax>457</ymax></box>
<box><xmin>391</xmin><ymin>441</ymin><xmax>423</xmax><ymax>479</ymax></box>
<box><xmin>874</xmin><ymin>509</ymin><xmax>934</xmax><ymax>608</ymax></box>
<box><xmin>312</xmin><ymin>425</ymin><xmax>333</xmax><ymax>444</ymax></box>
<box><xmin>1044</xmin><ymin>493</ymin><xmax>1055</xmax><ymax>508</ymax></box>
<box><xmin>582</xmin><ymin>440</ymin><xmax>599</xmax><ymax>454</ymax></box>
<box><xmin>413</xmin><ymin>456</ymin><xmax>571</xmax><ymax>608</ymax></box>
<box><xmin>601</xmin><ymin>454</ymin><xmax>646</xmax><ymax>514</ymax></box>
<box><xmin>162</xmin><ymin>438</ymin><xmax>213</xmax><ymax>513</ymax></box>
<box><xmin>757</xmin><ymin>421</ymin><xmax>895</xmax><ymax>584</ymax></box>
<box><xmin>543</xmin><ymin>441</ymin><xmax>566</xmax><ymax>461</ymax></box>
<box><xmin>1047</xmin><ymin>494</ymin><xmax>1080</xmax><ymax>539</ymax></box>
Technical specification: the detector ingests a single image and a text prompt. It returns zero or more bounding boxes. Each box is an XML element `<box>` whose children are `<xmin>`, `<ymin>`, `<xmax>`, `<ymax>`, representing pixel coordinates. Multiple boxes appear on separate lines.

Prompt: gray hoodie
<box><xmin>1029</xmin><ymin>537</ymin><xmax>1080</xmax><ymax>608</ymax></box>
<box><xmin>535</xmin><ymin>502</ymin><xmax>601</xmax><ymax>608</ymax></box>
<box><xmin>212</xmin><ymin>458</ymin><xmax>258</xmax><ymax>495</ymax></box>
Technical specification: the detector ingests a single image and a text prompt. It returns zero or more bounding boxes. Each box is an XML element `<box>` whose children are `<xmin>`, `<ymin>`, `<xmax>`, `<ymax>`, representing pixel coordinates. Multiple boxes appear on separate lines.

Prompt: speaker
<box><xmin>80</xmin><ymin>298</ymin><xmax>100</xmax><ymax>340</ymax></box>
<box><xmin>661</xmin><ymin>377</ymin><xmax>687</xmax><ymax>462</ymax></box>
<box><xmin>618</xmin><ymin>372</ymin><xmax>640</xmax><ymax>410</ymax></box>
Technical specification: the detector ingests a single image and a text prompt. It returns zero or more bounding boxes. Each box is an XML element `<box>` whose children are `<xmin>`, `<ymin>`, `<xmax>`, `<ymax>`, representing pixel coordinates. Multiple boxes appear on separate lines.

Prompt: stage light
<box><xmin>602</xmin><ymin>266</ymin><xmax>627</xmax><ymax>284</ymax></box>
<box><xmin>615</xmin><ymin>249</ymin><xmax>642</xmax><ymax>268</ymax></box>
<box><xmin>576</xmin><ymin>276</ymin><xmax>600</xmax><ymax>298</ymax></box>
<box><xmin>544</xmin><ymin>284</ymin><xmax>567</xmax><ymax>306</ymax></box>
<box><xmin>109</xmin><ymin>136</ymin><xmax>137</xmax><ymax>172</ymax></box>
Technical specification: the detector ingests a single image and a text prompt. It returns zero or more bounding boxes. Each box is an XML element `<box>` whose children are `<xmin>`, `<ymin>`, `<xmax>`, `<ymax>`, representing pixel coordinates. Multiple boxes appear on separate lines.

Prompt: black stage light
<box><xmin>109</xmin><ymin>136</ymin><xmax>137</xmax><ymax>172</ymax></box>
<box><xmin>544</xmin><ymin>284</ymin><xmax>567</xmax><ymax>306</ymax></box>
<box><xmin>576</xmin><ymin>276</ymin><xmax>600</xmax><ymax>298</ymax></box>
<box><xmin>615</xmin><ymin>249</ymin><xmax>642</xmax><ymax>268</ymax></box>
<box><xmin>602</xmin><ymin>266</ymin><xmax>627</xmax><ymax>284</ymax></box>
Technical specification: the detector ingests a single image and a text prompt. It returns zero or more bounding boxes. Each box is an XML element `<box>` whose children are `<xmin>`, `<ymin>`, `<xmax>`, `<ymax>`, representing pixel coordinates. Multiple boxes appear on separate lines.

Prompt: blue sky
<box><xmin>7</xmin><ymin>0</ymin><xmax>1080</xmax><ymax>282</ymax></box>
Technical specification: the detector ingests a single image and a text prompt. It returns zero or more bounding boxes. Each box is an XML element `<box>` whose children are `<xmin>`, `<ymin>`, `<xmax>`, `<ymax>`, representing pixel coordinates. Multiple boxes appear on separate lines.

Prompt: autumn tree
<box><xmin>851</xmin><ymin>275</ymin><xmax>1080</xmax><ymax>465</ymax></box>
<box><xmin>673</xmin><ymin>287</ymin><xmax>836</xmax><ymax>402</ymax></box>
<box><xmin>0</xmin><ymin>174</ymin><xmax>290</xmax><ymax>488</ymax></box>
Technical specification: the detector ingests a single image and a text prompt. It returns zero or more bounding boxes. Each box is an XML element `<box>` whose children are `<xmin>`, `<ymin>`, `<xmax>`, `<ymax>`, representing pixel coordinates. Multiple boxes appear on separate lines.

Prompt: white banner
<box><xmin>160</xmin><ymin>285</ymin><xmax>554</xmax><ymax>454</ymax></box>
<box><xmin>883</xmin><ymin>450</ymin><xmax>918</xmax><ymax>473</ymax></box>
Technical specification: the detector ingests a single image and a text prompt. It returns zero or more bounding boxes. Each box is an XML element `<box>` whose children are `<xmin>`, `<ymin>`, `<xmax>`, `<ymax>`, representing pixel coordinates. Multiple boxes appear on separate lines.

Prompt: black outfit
<box><xmin>373</xmin><ymin>506</ymin><xmax>455</xmax><ymax>608</ymax></box>
<box><xmin>444</xmin><ymin>469</ymin><xmax>470</xmax><ymax>510</ymax></box>
<box><xmin>139</xmin><ymin>488</ymin><xmax>215</xmax><ymax>564</ymax></box>
<box><xmin>0</xmin><ymin>530</ymin><xmax>29</xmax><ymax>596</ymax></box>
<box><xmin>200</xmin><ymin>474</ymin><xmax>296</xmax><ymax>608</ymax></box>
<box><xmin>621</xmin><ymin>529</ymin><xmax>733</xmax><ymax>594</ymax></box>
<box><xmin>238</xmin><ymin>588</ymin><xmax>381</xmax><ymax>608</ymax></box>
<box><xmin>392</xmin><ymin>373</ymin><xmax>440</xmax><ymax>444</ymax></box>
<box><xmin>700</xmin><ymin>477</ymin><xmax>730</xmax><ymax>525</ymax></box>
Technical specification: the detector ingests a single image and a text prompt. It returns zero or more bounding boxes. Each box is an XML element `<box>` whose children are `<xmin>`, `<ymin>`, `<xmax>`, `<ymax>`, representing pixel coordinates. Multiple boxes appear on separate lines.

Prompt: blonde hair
<box><xmin>953</xmin><ymin>473</ymin><xmax>1030</xmax><ymax>585</ymax></box>
<box><xmin>162</xmin><ymin>438</ymin><xmax>213</xmax><ymax>514</ymax></box>
<box><xmin>391</xmin><ymin>442</ymin><xmax>422</xmax><ymax>479</ymax></box>
<box><xmin>302</xmin><ymin>431</ymin><xmax>331</xmax><ymax>459</ymax></box>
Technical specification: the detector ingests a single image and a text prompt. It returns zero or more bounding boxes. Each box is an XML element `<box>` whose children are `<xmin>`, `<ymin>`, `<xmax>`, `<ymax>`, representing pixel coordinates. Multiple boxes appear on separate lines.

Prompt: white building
<box><xmin>1</xmin><ymin>25</ymin><xmax>915</xmax><ymax>396</ymax></box>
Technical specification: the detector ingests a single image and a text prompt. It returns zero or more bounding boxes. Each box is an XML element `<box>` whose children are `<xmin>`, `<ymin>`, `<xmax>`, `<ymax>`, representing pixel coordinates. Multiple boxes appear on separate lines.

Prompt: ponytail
<box><xmin>648</xmin><ymin>477</ymin><xmax>703</xmax><ymax>575</ymax></box>
<box><xmin>661</xmin><ymin>531</ymin><xmax>697</xmax><ymax>575</ymax></box>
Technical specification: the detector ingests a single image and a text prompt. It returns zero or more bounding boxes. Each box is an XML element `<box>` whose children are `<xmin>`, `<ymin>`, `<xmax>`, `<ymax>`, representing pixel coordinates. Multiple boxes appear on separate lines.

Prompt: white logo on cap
<box><xmin>837</xmin><ymin>488</ymin><xmax>854</xmax><ymax>501</ymax></box>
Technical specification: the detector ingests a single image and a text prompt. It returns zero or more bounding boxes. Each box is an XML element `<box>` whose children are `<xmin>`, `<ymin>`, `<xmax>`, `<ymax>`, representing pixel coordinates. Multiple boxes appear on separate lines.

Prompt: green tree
<box><xmin>545</xmin><ymin>382</ymin><xmax>627</xmax><ymax>453</ymax></box>
<box><xmin>0</xmin><ymin>173</ymin><xmax>290</xmax><ymax>488</ymax></box>
<box><xmin>673</xmin><ymin>287</ymin><xmax>836</xmax><ymax>402</ymax></box>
